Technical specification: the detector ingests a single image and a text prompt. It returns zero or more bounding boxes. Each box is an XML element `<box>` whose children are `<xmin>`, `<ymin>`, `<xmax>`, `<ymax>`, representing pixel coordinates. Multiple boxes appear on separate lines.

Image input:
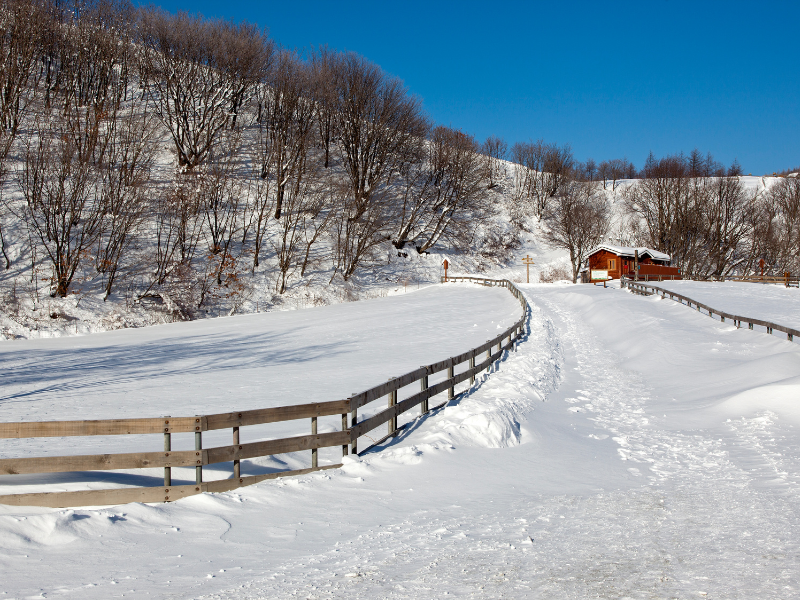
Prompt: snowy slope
<box><xmin>1</xmin><ymin>282</ymin><xmax>799</xmax><ymax>598</ymax></box>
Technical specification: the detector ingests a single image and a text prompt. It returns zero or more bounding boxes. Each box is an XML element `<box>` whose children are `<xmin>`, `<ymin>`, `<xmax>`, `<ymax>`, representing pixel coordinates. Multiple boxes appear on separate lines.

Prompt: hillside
<box><xmin>3</xmin><ymin>3</ymin><xmax>796</xmax><ymax>343</ymax></box>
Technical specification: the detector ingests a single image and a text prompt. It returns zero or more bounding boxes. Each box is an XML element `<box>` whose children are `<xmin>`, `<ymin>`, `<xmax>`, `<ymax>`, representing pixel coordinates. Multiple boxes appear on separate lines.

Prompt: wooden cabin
<box><xmin>586</xmin><ymin>245</ymin><xmax>681</xmax><ymax>281</ymax></box>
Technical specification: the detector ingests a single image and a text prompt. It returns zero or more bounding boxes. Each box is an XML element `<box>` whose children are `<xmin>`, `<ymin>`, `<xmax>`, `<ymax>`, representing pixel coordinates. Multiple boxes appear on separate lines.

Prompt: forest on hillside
<box><xmin>1</xmin><ymin>0</ymin><xmax>799</xmax><ymax>324</ymax></box>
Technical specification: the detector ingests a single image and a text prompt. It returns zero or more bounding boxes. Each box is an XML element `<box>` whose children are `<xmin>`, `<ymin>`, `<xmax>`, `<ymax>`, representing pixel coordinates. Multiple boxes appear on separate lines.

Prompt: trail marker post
<box><xmin>522</xmin><ymin>255</ymin><xmax>535</xmax><ymax>283</ymax></box>
<box><xmin>443</xmin><ymin>259</ymin><xmax>449</xmax><ymax>282</ymax></box>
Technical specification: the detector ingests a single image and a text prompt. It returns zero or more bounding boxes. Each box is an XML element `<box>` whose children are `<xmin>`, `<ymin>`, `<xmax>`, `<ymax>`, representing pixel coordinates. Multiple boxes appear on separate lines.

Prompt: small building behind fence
<box><xmin>586</xmin><ymin>245</ymin><xmax>681</xmax><ymax>282</ymax></box>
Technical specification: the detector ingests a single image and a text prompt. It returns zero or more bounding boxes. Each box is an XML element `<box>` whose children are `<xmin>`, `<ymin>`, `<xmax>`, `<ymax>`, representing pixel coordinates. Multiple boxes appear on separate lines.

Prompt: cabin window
<box><xmin>609</xmin><ymin>259</ymin><xmax>616</xmax><ymax>270</ymax></box>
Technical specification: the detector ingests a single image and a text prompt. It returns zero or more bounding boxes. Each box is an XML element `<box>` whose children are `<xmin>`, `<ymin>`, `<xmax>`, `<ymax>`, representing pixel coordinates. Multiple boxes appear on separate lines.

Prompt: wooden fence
<box><xmin>623</xmin><ymin>279</ymin><xmax>799</xmax><ymax>342</ymax></box>
<box><xmin>0</xmin><ymin>277</ymin><xmax>528</xmax><ymax>508</ymax></box>
<box><xmin>722</xmin><ymin>274</ymin><xmax>799</xmax><ymax>287</ymax></box>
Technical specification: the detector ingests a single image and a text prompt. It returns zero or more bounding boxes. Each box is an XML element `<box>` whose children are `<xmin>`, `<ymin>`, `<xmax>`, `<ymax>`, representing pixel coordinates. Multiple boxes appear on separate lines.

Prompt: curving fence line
<box><xmin>623</xmin><ymin>278</ymin><xmax>799</xmax><ymax>342</ymax></box>
<box><xmin>0</xmin><ymin>277</ymin><xmax>528</xmax><ymax>508</ymax></box>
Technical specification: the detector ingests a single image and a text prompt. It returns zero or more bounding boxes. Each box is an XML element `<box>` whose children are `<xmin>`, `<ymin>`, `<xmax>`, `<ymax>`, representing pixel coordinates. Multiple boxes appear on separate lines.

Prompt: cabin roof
<box><xmin>588</xmin><ymin>244</ymin><xmax>671</xmax><ymax>261</ymax></box>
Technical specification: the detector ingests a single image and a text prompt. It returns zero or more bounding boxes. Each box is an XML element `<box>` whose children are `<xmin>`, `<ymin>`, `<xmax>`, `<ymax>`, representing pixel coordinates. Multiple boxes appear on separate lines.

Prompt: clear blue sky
<box><xmin>147</xmin><ymin>0</ymin><xmax>799</xmax><ymax>175</ymax></box>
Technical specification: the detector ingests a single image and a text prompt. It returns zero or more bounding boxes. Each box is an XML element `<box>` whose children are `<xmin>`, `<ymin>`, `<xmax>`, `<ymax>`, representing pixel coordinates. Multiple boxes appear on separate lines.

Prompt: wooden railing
<box><xmin>627</xmin><ymin>273</ymin><xmax>798</xmax><ymax>286</ymax></box>
<box><xmin>723</xmin><ymin>274</ymin><xmax>799</xmax><ymax>287</ymax></box>
<box><xmin>622</xmin><ymin>279</ymin><xmax>799</xmax><ymax>342</ymax></box>
<box><xmin>623</xmin><ymin>273</ymin><xmax>682</xmax><ymax>282</ymax></box>
<box><xmin>0</xmin><ymin>277</ymin><xmax>528</xmax><ymax>508</ymax></box>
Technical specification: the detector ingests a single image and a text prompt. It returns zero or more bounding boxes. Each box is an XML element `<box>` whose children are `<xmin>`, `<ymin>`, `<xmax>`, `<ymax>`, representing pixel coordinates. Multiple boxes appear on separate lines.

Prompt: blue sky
<box><xmin>148</xmin><ymin>0</ymin><xmax>799</xmax><ymax>175</ymax></box>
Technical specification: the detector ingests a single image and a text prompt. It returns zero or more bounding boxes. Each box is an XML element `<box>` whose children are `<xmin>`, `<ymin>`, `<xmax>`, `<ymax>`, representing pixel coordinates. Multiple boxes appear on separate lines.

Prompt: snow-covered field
<box><xmin>650</xmin><ymin>279</ymin><xmax>800</xmax><ymax>329</ymax></box>
<box><xmin>2</xmin><ymin>282</ymin><xmax>800</xmax><ymax>599</ymax></box>
<box><xmin>0</xmin><ymin>284</ymin><xmax>521</xmax><ymax>494</ymax></box>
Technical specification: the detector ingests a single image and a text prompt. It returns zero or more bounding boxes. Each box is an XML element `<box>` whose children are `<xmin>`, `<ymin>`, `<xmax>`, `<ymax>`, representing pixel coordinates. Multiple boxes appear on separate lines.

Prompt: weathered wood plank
<box><xmin>0</xmin><ymin>449</ymin><xmax>205</xmax><ymax>475</ymax></box>
<box><xmin>0</xmin><ymin>465</ymin><xmax>343</xmax><ymax>508</ymax></box>
<box><xmin>0</xmin><ymin>400</ymin><xmax>354</xmax><ymax>440</ymax></box>
<box><xmin>205</xmin><ymin>431</ymin><xmax>350</xmax><ymax>464</ymax></box>
<box><xmin>0</xmin><ymin>416</ymin><xmax>205</xmax><ymax>439</ymax></box>
<box><xmin>349</xmin><ymin>368</ymin><xmax>427</xmax><ymax>409</ymax></box>
<box><xmin>350</xmin><ymin>345</ymin><xmax>508</xmax><ymax>440</ymax></box>
<box><xmin>0</xmin><ymin>483</ymin><xmax>205</xmax><ymax>507</ymax></box>
<box><xmin>205</xmin><ymin>400</ymin><xmax>350</xmax><ymax>430</ymax></box>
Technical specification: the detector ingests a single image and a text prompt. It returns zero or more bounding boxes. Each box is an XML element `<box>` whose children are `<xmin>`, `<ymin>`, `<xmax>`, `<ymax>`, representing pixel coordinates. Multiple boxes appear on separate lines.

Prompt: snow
<box><xmin>588</xmin><ymin>244</ymin><xmax>671</xmax><ymax>261</ymax></box>
<box><xmin>0</xmin><ymin>283</ymin><xmax>521</xmax><ymax>494</ymax></box>
<box><xmin>2</xmin><ymin>282</ymin><xmax>800</xmax><ymax>598</ymax></box>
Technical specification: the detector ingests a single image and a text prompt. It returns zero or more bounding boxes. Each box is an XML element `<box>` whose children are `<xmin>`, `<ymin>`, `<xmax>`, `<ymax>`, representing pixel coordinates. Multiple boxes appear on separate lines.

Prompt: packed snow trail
<box><xmin>2</xmin><ymin>283</ymin><xmax>800</xmax><ymax>598</ymax></box>
<box><xmin>186</xmin><ymin>285</ymin><xmax>800</xmax><ymax>600</ymax></box>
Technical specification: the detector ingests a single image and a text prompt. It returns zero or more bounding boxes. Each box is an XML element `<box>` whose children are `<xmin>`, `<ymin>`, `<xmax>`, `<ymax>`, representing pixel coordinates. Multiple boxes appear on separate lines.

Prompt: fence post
<box><xmin>341</xmin><ymin>413</ymin><xmax>348</xmax><ymax>457</ymax></box>
<box><xmin>164</xmin><ymin>420</ymin><xmax>171</xmax><ymax>487</ymax></box>
<box><xmin>469</xmin><ymin>354</ymin><xmax>476</xmax><ymax>384</ymax></box>
<box><xmin>447</xmin><ymin>362</ymin><xmax>455</xmax><ymax>400</ymax></box>
<box><xmin>388</xmin><ymin>379</ymin><xmax>397</xmax><ymax>435</ymax></box>
<box><xmin>350</xmin><ymin>397</ymin><xmax>358</xmax><ymax>455</ymax></box>
<box><xmin>486</xmin><ymin>344</ymin><xmax>491</xmax><ymax>373</ymax></box>
<box><xmin>195</xmin><ymin>429</ymin><xmax>202</xmax><ymax>485</ymax></box>
<box><xmin>311</xmin><ymin>416</ymin><xmax>318</xmax><ymax>468</ymax></box>
<box><xmin>232</xmin><ymin>426</ymin><xmax>240</xmax><ymax>479</ymax></box>
<box><xmin>421</xmin><ymin>369</ymin><xmax>429</xmax><ymax>414</ymax></box>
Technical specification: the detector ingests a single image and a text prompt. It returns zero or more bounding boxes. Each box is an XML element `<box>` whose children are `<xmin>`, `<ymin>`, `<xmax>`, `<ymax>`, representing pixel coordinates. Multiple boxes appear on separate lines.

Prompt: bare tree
<box><xmin>249</xmin><ymin>50</ymin><xmax>317</xmax><ymax>272</ymax></box>
<box><xmin>481</xmin><ymin>135</ymin><xmax>507</xmax><ymax>189</ymax></box>
<box><xmin>18</xmin><ymin>109</ymin><xmax>105</xmax><ymax>297</ymax></box>
<box><xmin>148</xmin><ymin>179</ymin><xmax>204</xmax><ymax>290</ymax></box>
<box><xmin>606</xmin><ymin>158</ymin><xmax>635</xmax><ymax>191</ymax></box>
<box><xmin>95</xmin><ymin>99</ymin><xmax>157</xmax><ymax>299</ymax></box>
<box><xmin>308</xmin><ymin>46</ymin><xmax>338</xmax><ymax>169</ymax></box>
<box><xmin>766</xmin><ymin>177</ymin><xmax>800</xmax><ymax>272</ymax></box>
<box><xmin>697</xmin><ymin>175</ymin><xmax>753</xmax><ymax>277</ymax></box>
<box><xmin>393</xmin><ymin>126</ymin><xmax>489</xmax><ymax>253</ymax></box>
<box><xmin>330</xmin><ymin>52</ymin><xmax>428</xmax><ymax>280</ymax></box>
<box><xmin>509</xmin><ymin>139</ymin><xmax>573</xmax><ymax>218</ymax></box>
<box><xmin>257</xmin><ymin>51</ymin><xmax>316</xmax><ymax>220</ymax></box>
<box><xmin>624</xmin><ymin>152</ymin><xmax>756</xmax><ymax>279</ymax></box>
<box><xmin>623</xmin><ymin>153</ymin><xmax>691</xmax><ymax>264</ymax></box>
<box><xmin>139</xmin><ymin>9</ymin><xmax>271</xmax><ymax>168</ymax></box>
<box><xmin>0</xmin><ymin>0</ymin><xmax>42</xmax><ymax>159</ymax></box>
<box><xmin>544</xmin><ymin>181</ymin><xmax>610</xmax><ymax>283</ymax></box>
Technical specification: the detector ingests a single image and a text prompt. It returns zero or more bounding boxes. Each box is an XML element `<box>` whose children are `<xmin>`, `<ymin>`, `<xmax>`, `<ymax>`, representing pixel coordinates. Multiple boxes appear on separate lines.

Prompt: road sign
<box><xmin>522</xmin><ymin>255</ymin><xmax>535</xmax><ymax>284</ymax></box>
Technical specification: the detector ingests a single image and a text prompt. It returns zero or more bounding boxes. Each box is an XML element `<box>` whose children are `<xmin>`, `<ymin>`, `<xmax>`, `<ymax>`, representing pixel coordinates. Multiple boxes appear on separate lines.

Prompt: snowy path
<box><xmin>2</xmin><ymin>284</ymin><xmax>800</xmax><ymax>598</ymax></box>
<box><xmin>187</xmin><ymin>286</ymin><xmax>800</xmax><ymax>600</ymax></box>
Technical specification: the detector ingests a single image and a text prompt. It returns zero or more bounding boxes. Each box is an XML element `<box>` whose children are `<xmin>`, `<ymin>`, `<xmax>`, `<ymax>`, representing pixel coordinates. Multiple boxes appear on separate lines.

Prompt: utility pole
<box><xmin>522</xmin><ymin>255</ymin><xmax>535</xmax><ymax>284</ymax></box>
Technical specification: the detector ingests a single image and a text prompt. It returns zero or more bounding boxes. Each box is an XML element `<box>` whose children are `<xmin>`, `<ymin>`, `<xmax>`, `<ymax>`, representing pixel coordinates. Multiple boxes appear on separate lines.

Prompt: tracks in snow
<box><xmin>192</xmin><ymin>288</ymin><xmax>800</xmax><ymax>600</ymax></box>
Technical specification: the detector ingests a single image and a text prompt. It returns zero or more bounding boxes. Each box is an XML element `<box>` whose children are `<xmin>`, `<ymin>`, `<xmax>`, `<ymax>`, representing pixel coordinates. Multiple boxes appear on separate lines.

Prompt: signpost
<box><xmin>522</xmin><ymin>255</ymin><xmax>535</xmax><ymax>284</ymax></box>
<box><xmin>443</xmin><ymin>259</ymin><xmax>449</xmax><ymax>282</ymax></box>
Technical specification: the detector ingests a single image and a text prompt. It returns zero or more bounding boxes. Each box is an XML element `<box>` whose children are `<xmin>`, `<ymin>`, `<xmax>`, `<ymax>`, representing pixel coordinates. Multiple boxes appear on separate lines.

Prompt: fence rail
<box><xmin>723</xmin><ymin>274</ymin><xmax>799</xmax><ymax>287</ymax></box>
<box><xmin>622</xmin><ymin>278</ymin><xmax>799</xmax><ymax>341</ymax></box>
<box><xmin>622</xmin><ymin>274</ymin><xmax>798</xmax><ymax>286</ymax></box>
<box><xmin>0</xmin><ymin>276</ymin><xmax>528</xmax><ymax>508</ymax></box>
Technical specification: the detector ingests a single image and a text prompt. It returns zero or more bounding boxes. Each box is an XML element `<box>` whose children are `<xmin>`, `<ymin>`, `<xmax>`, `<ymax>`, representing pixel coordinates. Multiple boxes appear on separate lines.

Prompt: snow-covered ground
<box><xmin>0</xmin><ymin>283</ymin><xmax>521</xmax><ymax>494</ymax></box>
<box><xmin>648</xmin><ymin>279</ymin><xmax>800</xmax><ymax>329</ymax></box>
<box><xmin>2</xmin><ymin>282</ymin><xmax>800</xmax><ymax>598</ymax></box>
